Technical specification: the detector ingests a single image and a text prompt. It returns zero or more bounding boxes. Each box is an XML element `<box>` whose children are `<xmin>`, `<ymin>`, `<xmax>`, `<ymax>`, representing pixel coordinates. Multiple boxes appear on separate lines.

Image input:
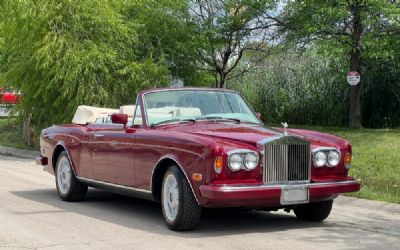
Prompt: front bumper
<box><xmin>199</xmin><ymin>179</ymin><xmax>360</xmax><ymax>207</ymax></box>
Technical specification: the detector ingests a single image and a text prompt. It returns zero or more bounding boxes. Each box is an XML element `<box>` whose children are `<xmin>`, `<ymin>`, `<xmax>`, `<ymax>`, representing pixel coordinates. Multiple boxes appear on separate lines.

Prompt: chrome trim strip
<box><xmin>132</xmin><ymin>95</ymin><xmax>142</xmax><ymax>126</ymax></box>
<box><xmin>150</xmin><ymin>156</ymin><xmax>201</xmax><ymax>205</ymax></box>
<box><xmin>77</xmin><ymin>177</ymin><xmax>152</xmax><ymax>194</ymax></box>
<box><xmin>143</xmin><ymin>87</ymin><xmax>238</xmax><ymax>95</ymax></box>
<box><xmin>82</xmin><ymin>141</ymin><xmax>134</xmax><ymax>146</ymax></box>
<box><xmin>214</xmin><ymin>180</ymin><xmax>360</xmax><ymax>191</ymax></box>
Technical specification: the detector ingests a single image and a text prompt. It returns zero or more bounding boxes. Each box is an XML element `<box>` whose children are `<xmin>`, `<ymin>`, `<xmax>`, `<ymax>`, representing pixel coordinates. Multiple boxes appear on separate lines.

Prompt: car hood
<box><xmin>161</xmin><ymin>122</ymin><xmax>349</xmax><ymax>149</ymax></box>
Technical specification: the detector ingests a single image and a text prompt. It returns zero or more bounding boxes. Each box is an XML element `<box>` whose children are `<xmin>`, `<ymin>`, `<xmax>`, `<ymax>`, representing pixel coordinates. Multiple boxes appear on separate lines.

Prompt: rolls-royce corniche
<box><xmin>36</xmin><ymin>88</ymin><xmax>360</xmax><ymax>231</ymax></box>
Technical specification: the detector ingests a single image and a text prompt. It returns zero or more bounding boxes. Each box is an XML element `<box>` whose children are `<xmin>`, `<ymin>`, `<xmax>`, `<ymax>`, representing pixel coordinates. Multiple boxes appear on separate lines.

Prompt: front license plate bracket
<box><xmin>280</xmin><ymin>185</ymin><xmax>309</xmax><ymax>205</ymax></box>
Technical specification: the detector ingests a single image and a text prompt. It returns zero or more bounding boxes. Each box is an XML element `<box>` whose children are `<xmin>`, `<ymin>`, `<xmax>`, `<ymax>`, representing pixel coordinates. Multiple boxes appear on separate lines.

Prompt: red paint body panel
<box><xmin>38</xmin><ymin>87</ymin><xmax>360</xmax><ymax>207</ymax></box>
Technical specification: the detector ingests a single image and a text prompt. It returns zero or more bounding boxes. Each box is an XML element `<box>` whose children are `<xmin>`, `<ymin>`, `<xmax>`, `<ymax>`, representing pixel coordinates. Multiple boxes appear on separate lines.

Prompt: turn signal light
<box><xmin>344</xmin><ymin>152</ymin><xmax>352</xmax><ymax>169</ymax></box>
<box><xmin>192</xmin><ymin>173</ymin><xmax>203</xmax><ymax>182</ymax></box>
<box><xmin>214</xmin><ymin>156</ymin><xmax>223</xmax><ymax>174</ymax></box>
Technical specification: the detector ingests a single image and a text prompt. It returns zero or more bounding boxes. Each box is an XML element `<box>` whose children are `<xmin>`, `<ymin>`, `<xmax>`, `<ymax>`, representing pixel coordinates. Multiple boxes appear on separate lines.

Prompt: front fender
<box><xmin>151</xmin><ymin>154</ymin><xmax>203</xmax><ymax>205</ymax></box>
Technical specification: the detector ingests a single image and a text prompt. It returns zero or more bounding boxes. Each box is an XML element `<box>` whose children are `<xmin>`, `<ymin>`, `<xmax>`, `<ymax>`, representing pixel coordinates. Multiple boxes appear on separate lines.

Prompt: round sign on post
<box><xmin>347</xmin><ymin>71</ymin><xmax>360</xmax><ymax>86</ymax></box>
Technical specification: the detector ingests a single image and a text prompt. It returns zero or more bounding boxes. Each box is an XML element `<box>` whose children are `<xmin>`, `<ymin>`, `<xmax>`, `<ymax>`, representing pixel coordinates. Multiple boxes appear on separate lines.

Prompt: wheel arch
<box><xmin>51</xmin><ymin>142</ymin><xmax>77</xmax><ymax>175</ymax></box>
<box><xmin>151</xmin><ymin>156</ymin><xmax>200</xmax><ymax>205</ymax></box>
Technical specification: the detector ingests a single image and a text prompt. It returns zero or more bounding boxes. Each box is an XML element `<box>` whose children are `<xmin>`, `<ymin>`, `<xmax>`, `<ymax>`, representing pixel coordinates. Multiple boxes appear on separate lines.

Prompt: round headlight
<box><xmin>328</xmin><ymin>150</ymin><xmax>340</xmax><ymax>167</ymax></box>
<box><xmin>228</xmin><ymin>153</ymin><xmax>243</xmax><ymax>171</ymax></box>
<box><xmin>244</xmin><ymin>152</ymin><xmax>258</xmax><ymax>171</ymax></box>
<box><xmin>313</xmin><ymin>151</ymin><xmax>327</xmax><ymax>167</ymax></box>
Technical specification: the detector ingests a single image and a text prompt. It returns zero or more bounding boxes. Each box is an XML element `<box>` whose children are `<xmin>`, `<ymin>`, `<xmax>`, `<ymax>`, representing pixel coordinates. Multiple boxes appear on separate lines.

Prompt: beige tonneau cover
<box><xmin>72</xmin><ymin>105</ymin><xmax>119</xmax><ymax>125</ymax></box>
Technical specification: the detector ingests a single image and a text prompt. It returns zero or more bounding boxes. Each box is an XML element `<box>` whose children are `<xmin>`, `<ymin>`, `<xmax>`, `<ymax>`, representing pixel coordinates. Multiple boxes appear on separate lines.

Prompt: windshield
<box><xmin>143</xmin><ymin>90</ymin><xmax>261</xmax><ymax>126</ymax></box>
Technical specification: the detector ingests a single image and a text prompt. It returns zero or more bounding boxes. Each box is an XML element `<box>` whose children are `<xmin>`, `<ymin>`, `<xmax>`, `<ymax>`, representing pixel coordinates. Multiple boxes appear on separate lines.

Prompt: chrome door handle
<box><xmin>110</xmin><ymin>141</ymin><xmax>118</xmax><ymax>147</ymax></box>
<box><xmin>94</xmin><ymin>134</ymin><xmax>104</xmax><ymax>138</ymax></box>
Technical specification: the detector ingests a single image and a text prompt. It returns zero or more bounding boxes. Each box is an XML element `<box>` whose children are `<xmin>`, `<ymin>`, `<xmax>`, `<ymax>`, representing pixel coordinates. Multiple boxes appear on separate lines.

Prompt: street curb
<box><xmin>0</xmin><ymin>145</ymin><xmax>39</xmax><ymax>159</ymax></box>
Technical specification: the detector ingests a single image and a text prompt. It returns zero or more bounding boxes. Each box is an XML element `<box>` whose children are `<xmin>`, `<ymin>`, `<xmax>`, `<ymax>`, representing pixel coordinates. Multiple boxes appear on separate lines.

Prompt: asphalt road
<box><xmin>0</xmin><ymin>155</ymin><xmax>399</xmax><ymax>250</ymax></box>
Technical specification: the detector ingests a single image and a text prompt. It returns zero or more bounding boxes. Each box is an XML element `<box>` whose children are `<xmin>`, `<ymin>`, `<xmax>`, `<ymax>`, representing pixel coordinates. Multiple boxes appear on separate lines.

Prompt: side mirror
<box><xmin>111</xmin><ymin>113</ymin><xmax>128</xmax><ymax>126</ymax></box>
<box><xmin>256</xmin><ymin>112</ymin><xmax>263</xmax><ymax>121</ymax></box>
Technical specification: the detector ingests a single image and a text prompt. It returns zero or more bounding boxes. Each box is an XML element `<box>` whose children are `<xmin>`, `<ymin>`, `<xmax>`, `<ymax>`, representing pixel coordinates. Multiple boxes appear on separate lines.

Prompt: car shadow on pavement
<box><xmin>11</xmin><ymin>188</ymin><xmax>330</xmax><ymax>236</ymax></box>
<box><xmin>10</xmin><ymin>188</ymin><xmax>400</xmax><ymax>249</ymax></box>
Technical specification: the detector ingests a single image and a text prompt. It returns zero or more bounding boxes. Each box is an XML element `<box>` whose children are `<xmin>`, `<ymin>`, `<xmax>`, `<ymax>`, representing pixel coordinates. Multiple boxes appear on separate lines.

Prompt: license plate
<box><xmin>280</xmin><ymin>185</ymin><xmax>309</xmax><ymax>205</ymax></box>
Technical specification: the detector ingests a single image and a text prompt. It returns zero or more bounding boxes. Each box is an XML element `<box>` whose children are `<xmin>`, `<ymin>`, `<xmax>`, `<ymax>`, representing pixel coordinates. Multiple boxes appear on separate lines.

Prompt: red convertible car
<box><xmin>37</xmin><ymin>88</ymin><xmax>360</xmax><ymax>230</ymax></box>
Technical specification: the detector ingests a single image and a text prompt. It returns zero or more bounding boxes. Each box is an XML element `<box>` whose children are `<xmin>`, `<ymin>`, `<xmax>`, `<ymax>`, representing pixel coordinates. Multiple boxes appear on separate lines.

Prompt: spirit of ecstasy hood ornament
<box><xmin>281</xmin><ymin>122</ymin><xmax>288</xmax><ymax>136</ymax></box>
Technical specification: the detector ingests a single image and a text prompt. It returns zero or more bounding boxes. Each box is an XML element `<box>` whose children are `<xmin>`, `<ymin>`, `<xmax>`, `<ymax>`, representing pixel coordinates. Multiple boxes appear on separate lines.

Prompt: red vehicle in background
<box><xmin>0</xmin><ymin>86</ymin><xmax>21</xmax><ymax>116</ymax></box>
<box><xmin>0</xmin><ymin>86</ymin><xmax>21</xmax><ymax>105</ymax></box>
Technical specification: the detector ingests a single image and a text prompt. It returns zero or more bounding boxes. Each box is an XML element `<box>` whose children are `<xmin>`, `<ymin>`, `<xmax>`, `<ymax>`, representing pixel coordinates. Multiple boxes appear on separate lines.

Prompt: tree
<box><xmin>189</xmin><ymin>0</ymin><xmax>280</xmax><ymax>88</ymax></box>
<box><xmin>282</xmin><ymin>0</ymin><xmax>400</xmax><ymax>128</ymax></box>
<box><xmin>0</xmin><ymin>0</ymin><xmax>170</xmax><ymax>127</ymax></box>
<box><xmin>125</xmin><ymin>0</ymin><xmax>213</xmax><ymax>86</ymax></box>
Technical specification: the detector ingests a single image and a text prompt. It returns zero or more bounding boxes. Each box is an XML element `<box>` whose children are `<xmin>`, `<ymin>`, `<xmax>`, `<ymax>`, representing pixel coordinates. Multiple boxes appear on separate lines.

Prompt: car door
<box><xmin>90</xmin><ymin>124</ymin><xmax>135</xmax><ymax>186</ymax></box>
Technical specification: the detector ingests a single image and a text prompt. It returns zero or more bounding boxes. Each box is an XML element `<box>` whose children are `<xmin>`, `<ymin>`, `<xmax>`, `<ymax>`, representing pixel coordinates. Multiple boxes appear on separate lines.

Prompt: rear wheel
<box><xmin>55</xmin><ymin>151</ymin><xmax>87</xmax><ymax>201</ymax></box>
<box><xmin>293</xmin><ymin>199</ymin><xmax>333</xmax><ymax>222</ymax></box>
<box><xmin>161</xmin><ymin>165</ymin><xmax>201</xmax><ymax>231</ymax></box>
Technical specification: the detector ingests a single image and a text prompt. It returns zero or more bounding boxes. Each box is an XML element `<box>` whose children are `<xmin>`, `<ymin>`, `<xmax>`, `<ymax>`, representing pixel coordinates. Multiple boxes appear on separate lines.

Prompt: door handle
<box><xmin>110</xmin><ymin>141</ymin><xmax>118</xmax><ymax>147</ymax></box>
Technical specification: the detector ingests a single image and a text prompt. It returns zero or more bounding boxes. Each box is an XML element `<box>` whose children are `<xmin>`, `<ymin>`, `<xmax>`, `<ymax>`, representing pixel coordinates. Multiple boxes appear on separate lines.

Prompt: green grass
<box><xmin>0</xmin><ymin>117</ymin><xmax>36</xmax><ymax>150</ymax></box>
<box><xmin>294</xmin><ymin>125</ymin><xmax>400</xmax><ymax>204</ymax></box>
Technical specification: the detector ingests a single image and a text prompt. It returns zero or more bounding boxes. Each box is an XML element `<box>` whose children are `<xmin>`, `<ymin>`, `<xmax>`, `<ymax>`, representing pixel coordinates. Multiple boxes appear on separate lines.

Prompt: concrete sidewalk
<box><xmin>0</xmin><ymin>145</ymin><xmax>39</xmax><ymax>159</ymax></box>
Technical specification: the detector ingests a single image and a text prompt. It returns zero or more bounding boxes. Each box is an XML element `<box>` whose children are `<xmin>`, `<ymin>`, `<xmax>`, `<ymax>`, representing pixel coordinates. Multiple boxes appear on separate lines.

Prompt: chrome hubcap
<box><xmin>57</xmin><ymin>157</ymin><xmax>72</xmax><ymax>194</ymax></box>
<box><xmin>163</xmin><ymin>173</ymin><xmax>179</xmax><ymax>222</ymax></box>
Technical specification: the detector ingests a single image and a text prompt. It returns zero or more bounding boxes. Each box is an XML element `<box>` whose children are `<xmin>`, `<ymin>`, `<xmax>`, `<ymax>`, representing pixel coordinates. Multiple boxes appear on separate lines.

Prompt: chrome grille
<box><xmin>264</xmin><ymin>136</ymin><xmax>310</xmax><ymax>183</ymax></box>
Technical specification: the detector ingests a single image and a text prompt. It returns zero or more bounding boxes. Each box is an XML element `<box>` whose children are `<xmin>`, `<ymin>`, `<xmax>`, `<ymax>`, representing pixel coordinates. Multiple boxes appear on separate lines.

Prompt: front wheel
<box><xmin>293</xmin><ymin>199</ymin><xmax>333</xmax><ymax>222</ymax></box>
<box><xmin>161</xmin><ymin>165</ymin><xmax>202</xmax><ymax>231</ymax></box>
<box><xmin>55</xmin><ymin>151</ymin><xmax>88</xmax><ymax>202</ymax></box>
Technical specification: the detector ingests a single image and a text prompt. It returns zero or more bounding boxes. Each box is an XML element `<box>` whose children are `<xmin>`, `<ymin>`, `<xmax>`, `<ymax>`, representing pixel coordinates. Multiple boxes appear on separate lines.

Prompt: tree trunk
<box><xmin>348</xmin><ymin>49</ymin><xmax>362</xmax><ymax>128</ymax></box>
<box><xmin>348</xmin><ymin>2</ymin><xmax>363</xmax><ymax>128</ymax></box>
<box><xmin>24</xmin><ymin>113</ymin><xmax>35</xmax><ymax>146</ymax></box>
<box><xmin>348</xmin><ymin>78</ymin><xmax>362</xmax><ymax>128</ymax></box>
<box><xmin>218</xmin><ymin>72</ymin><xmax>226</xmax><ymax>88</ymax></box>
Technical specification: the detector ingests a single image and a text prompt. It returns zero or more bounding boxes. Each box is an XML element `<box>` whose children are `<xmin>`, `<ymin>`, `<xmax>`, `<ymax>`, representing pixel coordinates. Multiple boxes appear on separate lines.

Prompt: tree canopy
<box><xmin>189</xmin><ymin>0</ymin><xmax>280</xmax><ymax>88</ymax></box>
<box><xmin>0</xmin><ymin>0</ymin><xmax>170</xmax><ymax>126</ymax></box>
<box><xmin>0</xmin><ymin>0</ymin><xmax>399</xmax><ymax>130</ymax></box>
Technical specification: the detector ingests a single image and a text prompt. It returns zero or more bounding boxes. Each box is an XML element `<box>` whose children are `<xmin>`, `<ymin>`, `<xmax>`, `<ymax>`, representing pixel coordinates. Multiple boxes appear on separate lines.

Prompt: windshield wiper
<box><xmin>195</xmin><ymin>116</ymin><xmax>241</xmax><ymax>123</ymax></box>
<box><xmin>150</xmin><ymin>118</ymin><xmax>196</xmax><ymax>128</ymax></box>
